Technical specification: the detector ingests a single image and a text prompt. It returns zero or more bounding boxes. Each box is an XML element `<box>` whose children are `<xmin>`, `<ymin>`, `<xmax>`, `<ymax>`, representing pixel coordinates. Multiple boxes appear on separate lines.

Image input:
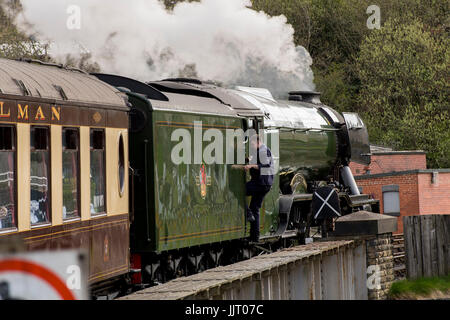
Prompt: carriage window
<box><xmin>30</xmin><ymin>127</ymin><xmax>50</xmax><ymax>225</ymax></box>
<box><xmin>90</xmin><ymin>129</ymin><xmax>105</xmax><ymax>215</ymax></box>
<box><xmin>62</xmin><ymin>128</ymin><xmax>80</xmax><ymax>220</ymax></box>
<box><xmin>0</xmin><ymin>126</ymin><xmax>16</xmax><ymax>230</ymax></box>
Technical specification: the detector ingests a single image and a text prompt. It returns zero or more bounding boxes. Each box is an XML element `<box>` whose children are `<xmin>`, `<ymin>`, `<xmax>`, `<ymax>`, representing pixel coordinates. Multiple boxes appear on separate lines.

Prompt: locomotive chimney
<box><xmin>288</xmin><ymin>91</ymin><xmax>321</xmax><ymax>104</ymax></box>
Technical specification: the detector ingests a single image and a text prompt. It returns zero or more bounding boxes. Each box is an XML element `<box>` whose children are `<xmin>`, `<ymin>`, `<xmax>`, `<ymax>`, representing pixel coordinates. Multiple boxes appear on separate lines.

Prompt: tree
<box><xmin>0</xmin><ymin>0</ymin><xmax>51</xmax><ymax>60</ymax></box>
<box><xmin>356</xmin><ymin>18</ymin><xmax>449</xmax><ymax>168</ymax></box>
<box><xmin>0</xmin><ymin>0</ymin><xmax>100</xmax><ymax>71</ymax></box>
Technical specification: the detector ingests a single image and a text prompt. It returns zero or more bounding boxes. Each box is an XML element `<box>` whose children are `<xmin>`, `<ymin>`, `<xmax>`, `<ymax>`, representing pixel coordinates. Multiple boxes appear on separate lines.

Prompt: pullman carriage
<box><xmin>0</xmin><ymin>58</ymin><xmax>130</xmax><ymax>287</ymax></box>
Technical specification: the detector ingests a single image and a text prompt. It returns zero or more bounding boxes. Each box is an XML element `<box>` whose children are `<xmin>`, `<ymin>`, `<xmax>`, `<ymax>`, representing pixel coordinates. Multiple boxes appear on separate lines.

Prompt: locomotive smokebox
<box><xmin>288</xmin><ymin>91</ymin><xmax>322</xmax><ymax>104</ymax></box>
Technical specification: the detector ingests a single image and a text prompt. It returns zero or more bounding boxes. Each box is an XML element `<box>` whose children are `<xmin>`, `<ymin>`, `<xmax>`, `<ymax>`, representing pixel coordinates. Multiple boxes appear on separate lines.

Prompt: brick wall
<box><xmin>355</xmin><ymin>171</ymin><xmax>450</xmax><ymax>233</ymax></box>
<box><xmin>355</xmin><ymin>173</ymin><xmax>420</xmax><ymax>234</ymax></box>
<box><xmin>417</xmin><ymin>172</ymin><xmax>450</xmax><ymax>215</ymax></box>
<box><xmin>366</xmin><ymin>233</ymin><xmax>395</xmax><ymax>300</ymax></box>
<box><xmin>351</xmin><ymin>153</ymin><xmax>427</xmax><ymax>176</ymax></box>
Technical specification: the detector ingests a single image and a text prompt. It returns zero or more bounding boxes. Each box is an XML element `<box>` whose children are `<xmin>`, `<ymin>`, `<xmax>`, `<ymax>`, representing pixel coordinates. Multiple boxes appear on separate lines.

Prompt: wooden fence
<box><xmin>403</xmin><ymin>215</ymin><xmax>450</xmax><ymax>279</ymax></box>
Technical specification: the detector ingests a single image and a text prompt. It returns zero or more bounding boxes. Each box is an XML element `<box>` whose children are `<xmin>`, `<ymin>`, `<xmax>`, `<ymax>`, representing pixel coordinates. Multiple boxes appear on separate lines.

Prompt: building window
<box><xmin>30</xmin><ymin>127</ymin><xmax>50</xmax><ymax>225</ymax></box>
<box><xmin>382</xmin><ymin>185</ymin><xmax>400</xmax><ymax>217</ymax></box>
<box><xmin>62</xmin><ymin>128</ymin><xmax>80</xmax><ymax>220</ymax></box>
<box><xmin>90</xmin><ymin>129</ymin><xmax>105</xmax><ymax>215</ymax></box>
<box><xmin>0</xmin><ymin>126</ymin><xmax>16</xmax><ymax>230</ymax></box>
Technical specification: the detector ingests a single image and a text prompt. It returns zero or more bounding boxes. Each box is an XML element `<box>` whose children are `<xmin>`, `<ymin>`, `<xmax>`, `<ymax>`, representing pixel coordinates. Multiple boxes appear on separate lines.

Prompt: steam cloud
<box><xmin>15</xmin><ymin>0</ymin><xmax>315</xmax><ymax>98</ymax></box>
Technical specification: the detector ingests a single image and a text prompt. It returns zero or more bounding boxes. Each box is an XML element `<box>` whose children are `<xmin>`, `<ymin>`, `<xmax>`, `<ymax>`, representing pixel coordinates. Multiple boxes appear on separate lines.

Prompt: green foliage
<box><xmin>0</xmin><ymin>1</ymin><xmax>51</xmax><ymax>60</ymax></box>
<box><xmin>0</xmin><ymin>0</ymin><xmax>99</xmax><ymax>72</ymax></box>
<box><xmin>312</xmin><ymin>63</ymin><xmax>356</xmax><ymax>113</ymax></box>
<box><xmin>251</xmin><ymin>0</ymin><xmax>368</xmax><ymax>110</ymax></box>
<box><xmin>389</xmin><ymin>275</ymin><xmax>450</xmax><ymax>298</ymax></box>
<box><xmin>357</xmin><ymin>18</ymin><xmax>449</xmax><ymax>168</ymax></box>
<box><xmin>252</xmin><ymin>0</ymin><xmax>449</xmax><ymax>168</ymax></box>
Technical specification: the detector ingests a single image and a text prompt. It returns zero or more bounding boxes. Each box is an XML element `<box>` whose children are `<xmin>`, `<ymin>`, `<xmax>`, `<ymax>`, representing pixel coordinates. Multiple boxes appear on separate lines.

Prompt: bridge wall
<box><xmin>119</xmin><ymin>241</ymin><xmax>369</xmax><ymax>300</ymax></box>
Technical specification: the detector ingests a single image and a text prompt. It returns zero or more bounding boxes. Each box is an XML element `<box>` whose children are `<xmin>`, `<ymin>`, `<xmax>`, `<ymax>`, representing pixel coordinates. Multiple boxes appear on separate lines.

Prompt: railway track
<box><xmin>392</xmin><ymin>233</ymin><xmax>406</xmax><ymax>280</ymax></box>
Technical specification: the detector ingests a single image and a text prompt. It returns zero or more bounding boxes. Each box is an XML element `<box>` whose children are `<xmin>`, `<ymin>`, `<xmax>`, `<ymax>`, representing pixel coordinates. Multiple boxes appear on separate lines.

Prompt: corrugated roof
<box><xmin>0</xmin><ymin>58</ymin><xmax>127</xmax><ymax>108</ymax></box>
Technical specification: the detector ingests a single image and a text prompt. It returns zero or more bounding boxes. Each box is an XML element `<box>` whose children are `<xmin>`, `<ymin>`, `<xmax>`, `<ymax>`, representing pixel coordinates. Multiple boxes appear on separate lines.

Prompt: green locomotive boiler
<box><xmin>94</xmin><ymin>74</ymin><xmax>380</xmax><ymax>284</ymax></box>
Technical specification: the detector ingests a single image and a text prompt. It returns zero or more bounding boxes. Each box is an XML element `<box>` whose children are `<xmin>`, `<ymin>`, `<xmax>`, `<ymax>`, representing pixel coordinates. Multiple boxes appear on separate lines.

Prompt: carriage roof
<box><xmin>0</xmin><ymin>58</ymin><xmax>127</xmax><ymax>109</ymax></box>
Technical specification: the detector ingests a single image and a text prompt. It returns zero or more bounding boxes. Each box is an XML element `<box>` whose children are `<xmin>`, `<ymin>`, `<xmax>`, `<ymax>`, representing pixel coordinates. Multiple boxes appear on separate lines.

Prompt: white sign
<box><xmin>0</xmin><ymin>250</ymin><xmax>88</xmax><ymax>300</ymax></box>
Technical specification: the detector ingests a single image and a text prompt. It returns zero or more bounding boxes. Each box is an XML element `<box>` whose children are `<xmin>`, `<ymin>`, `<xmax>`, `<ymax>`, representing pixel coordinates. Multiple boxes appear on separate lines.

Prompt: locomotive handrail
<box><xmin>143</xmin><ymin>139</ymin><xmax>151</xmax><ymax>243</ymax></box>
<box><xmin>266</xmin><ymin>126</ymin><xmax>339</xmax><ymax>133</ymax></box>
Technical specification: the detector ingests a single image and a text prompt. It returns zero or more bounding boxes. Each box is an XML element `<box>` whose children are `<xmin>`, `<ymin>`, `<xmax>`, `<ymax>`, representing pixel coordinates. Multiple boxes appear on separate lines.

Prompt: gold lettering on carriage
<box><xmin>17</xmin><ymin>104</ymin><xmax>28</xmax><ymax>120</ymax></box>
<box><xmin>0</xmin><ymin>101</ymin><xmax>61</xmax><ymax>122</ymax></box>
<box><xmin>0</xmin><ymin>101</ymin><xmax>10</xmax><ymax>118</ymax></box>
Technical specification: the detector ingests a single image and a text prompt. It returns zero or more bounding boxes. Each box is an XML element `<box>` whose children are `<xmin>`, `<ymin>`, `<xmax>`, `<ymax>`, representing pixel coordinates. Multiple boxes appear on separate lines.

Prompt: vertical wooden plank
<box><xmin>404</xmin><ymin>216</ymin><xmax>415</xmax><ymax>279</ymax></box>
<box><xmin>421</xmin><ymin>216</ymin><xmax>432</xmax><ymax>278</ymax></box>
<box><xmin>444</xmin><ymin>216</ymin><xmax>450</xmax><ymax>275</ymax></box>
<box><xmin>413</xmin><ymin>216</ymin><xmax>423</xmax><ymax>279</ymax></box>
<box><xmin>430</xmin><ymin>215</ymin><xmax>439</xmax><ymax>277</ymax></box>
<box><xmin>435</xmin><ymin>215</ymin><xmax>446</xmax><ymax>276</ymax></box>
<box><xmin>405</xmin><ymin>215</ymin><xmax>449</xmax><ymax>279</ymax></box>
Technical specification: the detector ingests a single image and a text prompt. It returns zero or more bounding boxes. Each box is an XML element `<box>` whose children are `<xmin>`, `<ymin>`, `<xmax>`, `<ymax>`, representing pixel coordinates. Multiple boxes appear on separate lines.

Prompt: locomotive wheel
<box><xmin>152</xmin><ymin>266</ymin><xmax>165</xmax><ymax>284</ymax></box>
<box><xmin>197</xmin><ymin>258</ymin><xmax>208</xmax><ymax>273</ymax></box>
<box><xmin>289</xmin><ymin>202</ymin><xmax>312</xmax><ymax>244</ymax></box>
<box><xmin>175</xmin><ymin>255</ymin><xmax>196</xmax><ymax>277</ymax></box>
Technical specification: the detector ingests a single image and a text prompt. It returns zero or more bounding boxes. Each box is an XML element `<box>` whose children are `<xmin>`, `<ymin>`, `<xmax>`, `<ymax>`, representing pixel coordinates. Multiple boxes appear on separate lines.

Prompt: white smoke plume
<box><xmin>15</xmin><ymin>0</ymin><xmax>315</xmax><ymax>97</ymax></box>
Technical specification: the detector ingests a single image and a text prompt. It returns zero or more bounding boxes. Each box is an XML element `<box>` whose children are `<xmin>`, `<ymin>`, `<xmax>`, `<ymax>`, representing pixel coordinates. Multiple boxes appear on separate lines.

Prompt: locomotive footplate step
<box><xmin>281</xmin><ymin>229</ymin><xmax>298</xmax><ymax>238</ymax></box>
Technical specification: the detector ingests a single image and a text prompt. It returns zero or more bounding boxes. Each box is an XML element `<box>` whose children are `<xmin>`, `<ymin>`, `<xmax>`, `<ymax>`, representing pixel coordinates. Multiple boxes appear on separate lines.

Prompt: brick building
<box><xmin>350</xmin><ymin>146</ymin><xmax>450</xmax><ymax>234</ymax></box>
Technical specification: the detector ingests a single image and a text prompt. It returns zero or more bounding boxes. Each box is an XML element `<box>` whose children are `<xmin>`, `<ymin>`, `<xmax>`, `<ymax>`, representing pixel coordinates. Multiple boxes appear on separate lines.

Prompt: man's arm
<box><xmin>244</xmin><ymin>164</ymin><xmax>258</xmax><ymax>171</ymax></box>
<box><xmin>258</xmin><ymin>147</ymin><xmax>272</xmax><ymax>169</ymax></box>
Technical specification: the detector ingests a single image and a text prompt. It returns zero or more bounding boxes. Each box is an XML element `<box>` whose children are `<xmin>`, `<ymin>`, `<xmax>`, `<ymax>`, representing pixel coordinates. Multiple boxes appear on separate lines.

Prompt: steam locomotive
<box><xmin>0</xmin><ymin>58</ymin><xmax>379</xmax><ymax>297</ymax></box>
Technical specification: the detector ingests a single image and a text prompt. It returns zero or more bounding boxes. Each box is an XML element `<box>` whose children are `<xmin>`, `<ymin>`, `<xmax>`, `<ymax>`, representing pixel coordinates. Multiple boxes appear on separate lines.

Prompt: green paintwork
<box><xmin>152</xmin><ymin>111</ymin><xmax>247</xmax><ymax>252</ymax></box>
<box><xmin>128</xmin><ymin>92</ymin><xmax>270</xmax><ymax>253</ymax></box>
<box><xmin>128</xmin><ymin>91</ymin><xmax>338</xmax><ymax>254</ymax></box>
<box><xmin>279</xmin><ymin>130</ymin><xmax>337</xmax><ymax>182</ymax></box>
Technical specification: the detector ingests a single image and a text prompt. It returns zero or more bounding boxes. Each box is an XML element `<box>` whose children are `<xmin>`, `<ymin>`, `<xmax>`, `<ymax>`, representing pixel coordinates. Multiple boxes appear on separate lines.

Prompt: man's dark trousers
<box><xmin>246</xmin><ymin>180</ymin><xmax>271</xmax><ymax>242</ymax></box>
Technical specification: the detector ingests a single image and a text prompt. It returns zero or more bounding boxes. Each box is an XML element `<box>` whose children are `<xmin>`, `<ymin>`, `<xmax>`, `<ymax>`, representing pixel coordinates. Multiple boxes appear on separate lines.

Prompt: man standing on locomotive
<box><xmin>244</xmin><ymin>134</ymin><xmax>274</xmax><ymax>243</ymax></box>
